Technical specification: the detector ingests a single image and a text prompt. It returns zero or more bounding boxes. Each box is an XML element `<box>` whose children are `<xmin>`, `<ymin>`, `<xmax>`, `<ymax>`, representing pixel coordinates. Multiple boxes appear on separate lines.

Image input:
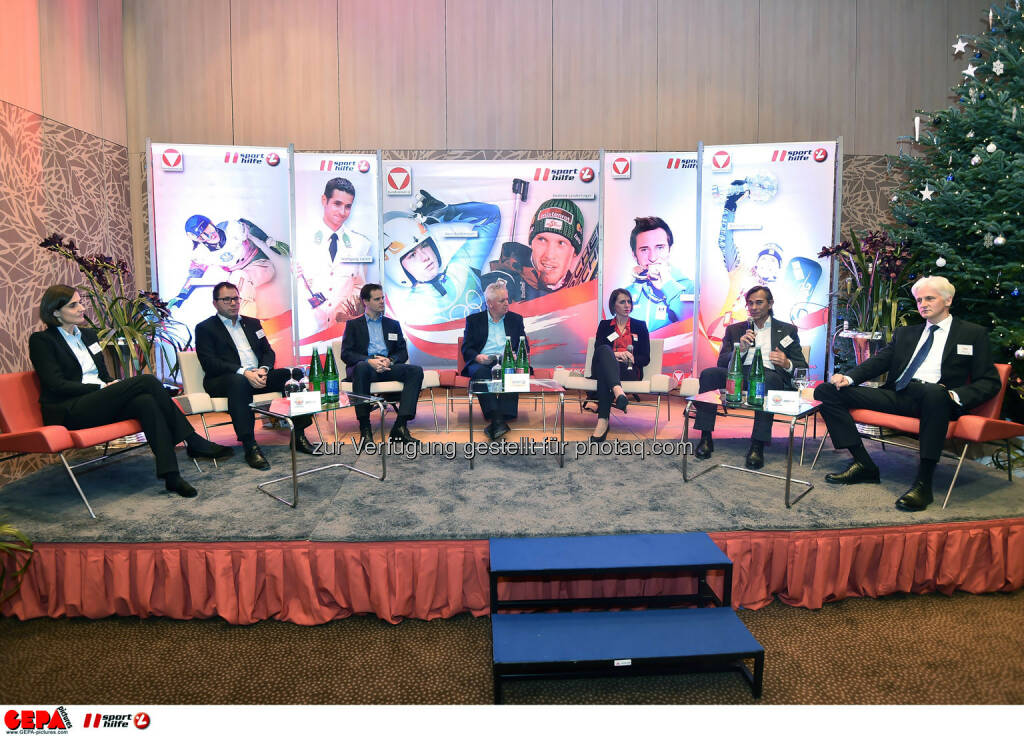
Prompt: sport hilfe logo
<box><xmin>578</xmin><ymin>166</ymin><xmax>595</xmax><ymax>183</ymax></box>
<box><xmin>666</xmin><ymin>157</ymin><xmax>696</xmax><ymax>170</ymax></box>
<box><xmin>357</xmin><ymin>159</ymin><xmax>371</xmax><ymax>173</ymax></box>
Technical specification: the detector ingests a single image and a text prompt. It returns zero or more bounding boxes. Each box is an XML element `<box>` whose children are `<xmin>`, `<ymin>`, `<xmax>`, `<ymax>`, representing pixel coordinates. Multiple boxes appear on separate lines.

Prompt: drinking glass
<box><xmin>792</xmin><ymin>368</ymin><xmax>809</xmax><ymax>395</ymax></box>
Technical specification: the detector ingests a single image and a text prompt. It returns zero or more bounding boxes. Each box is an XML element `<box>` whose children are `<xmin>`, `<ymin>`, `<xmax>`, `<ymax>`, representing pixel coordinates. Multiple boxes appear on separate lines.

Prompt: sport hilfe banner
<box><xmin>379</xmin><ymin>159</ymin><xmax>600</xmax><ymax>368</ymax></box>
<box><xmin>602</xmin><ymin>152</ymin><xmax>698</xmax><ymax>373</ymax></box>
<box><xmin>149</xmin><ymin>143</ymin><xmax>295</xmax><ymax>362</ymax></box>
<box><xmin>696</xmin><ymin>141</ymin><xmax>836</xmax><ymax>379</ymax></box>
<box><xmin>293</xmin><ymin>153</ymin><xmax>380</xmax><ymax>356</ymax></box>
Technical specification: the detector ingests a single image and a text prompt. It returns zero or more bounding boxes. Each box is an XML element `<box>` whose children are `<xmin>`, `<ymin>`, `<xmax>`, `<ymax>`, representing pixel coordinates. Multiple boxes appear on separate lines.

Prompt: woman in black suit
<box><xmin>590</xmin><ymin>288</ymin><xmax>650</xmax><ymax>441</ymax></box>
<box><xmin>28</xmin><ymin>285</ymin><xmax>232</xmax><ymax>498</ymax></box>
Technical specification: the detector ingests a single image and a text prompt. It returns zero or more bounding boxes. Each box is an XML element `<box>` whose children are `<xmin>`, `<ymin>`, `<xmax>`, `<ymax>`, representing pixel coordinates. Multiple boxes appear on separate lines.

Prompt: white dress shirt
<box><xmin>218</xmin><ymin>314</ymin><xmax>261</xmax><ymax>373</ymax></box>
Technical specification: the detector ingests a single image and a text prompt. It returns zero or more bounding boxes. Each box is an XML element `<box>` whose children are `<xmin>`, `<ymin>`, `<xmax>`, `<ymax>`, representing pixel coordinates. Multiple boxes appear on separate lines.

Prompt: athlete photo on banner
<box><xmin>150</xmin><ymin>143</ymin><xmax>294</xmax><ymax>361</ymax></box>
<box><xmin>696</xmin><ymin>141</ymin><xmax>837</xmax><ymax>379</ymax></box>
<box><xmin>379</xmin><ymin>159</ymin><xmax>600</xmax><ymax>368</ymax></box>
<box><xmin>293</xmin><ymin>153</ymin><xmax>380</xmax><ymax>356</ymax></box>
<box><xmin>602</xmin><ymin>152</ymin><xmax>698</xmax><ymax>373</ymax></box>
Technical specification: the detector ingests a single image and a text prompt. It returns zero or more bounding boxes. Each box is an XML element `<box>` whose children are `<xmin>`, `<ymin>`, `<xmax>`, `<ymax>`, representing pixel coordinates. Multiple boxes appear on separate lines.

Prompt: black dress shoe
<box><xmin>491</xmin><ymin>420</ymin><xmax>511</xmax><ymax>440</ymax></box>
<box><xmin>389</xmin><ymin>423</ymin><xmax>420</xmax><ymax>445</ymax></box>
<box><xmin>614</xmin><ymin>394</ymin><xmax>628</xmax><ymax>413</ymax></box>
<box><xmin>694</xmin><ymin>436</ymin><xmax>714</xmax><ymax>460</ymax></box>
<box><xmin>745</xmin><ymin>443</ymin><xmax>765</xmax><ymax>470</ymax></box>
<box><xmin>824</xmin><ymin>460</ymin><xmax>880</xmax><ymax>485</ymax></box>
<box><xmin>165</xmin><ymin>476</ymin><xmax>198</xmax><ymax>498</ymax></box>
<box><xmin>186</xmin><ymin>436</ymin><xmax>234</xmax><ymax>460</ymax></box>
<box><xmin>358</xmin><ymin>425</ymin><xmax>376</xmax><ymax>444</ymax></box>
<box><xmin>895</xmin><ymin>481</ymin><xmax>933</xmax><ymax>511</ymax></box>
<box><xmin>245</xmin><ymin>445</ymin><xmax>271</xmax><ymax>471</ymax></box>
<box><xmin>294</xmin><ymin>435</ymin><xmax>317</xmax><ymax>455</ymax></box>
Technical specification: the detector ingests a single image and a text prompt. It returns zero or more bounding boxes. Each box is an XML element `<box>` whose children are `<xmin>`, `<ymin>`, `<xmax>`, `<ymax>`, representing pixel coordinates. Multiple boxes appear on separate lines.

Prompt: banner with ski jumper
<box><xmin>602</xmin><ymin>151</ymin><xmax>698</xmax><ymax>373</ymax></box>
<box><xmin>293</xmin><ymin>153</ymin><xmax>380</xmax><ymax>356</ymax></box>
<box><xmin>149</xmin><ymin>143</ymin><xmax>294</xmax><ymax>361</ymax></box>
<box><xmin>379</xmin><ymin>159</ymin><xmax>601</xmax><ymax>368</ymax></box>
<box><xmin>696</xmin><ymin>141</ymin><xmax>836</xmax><ymax>379</ymax></box>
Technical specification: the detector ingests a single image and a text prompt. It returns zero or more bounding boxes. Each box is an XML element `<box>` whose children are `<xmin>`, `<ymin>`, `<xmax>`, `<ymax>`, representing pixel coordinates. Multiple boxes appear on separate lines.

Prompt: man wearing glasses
<box><xmin>195</xmin><ymin>282</ymin><xmax>315</xmax><ymax>470</ymax></box>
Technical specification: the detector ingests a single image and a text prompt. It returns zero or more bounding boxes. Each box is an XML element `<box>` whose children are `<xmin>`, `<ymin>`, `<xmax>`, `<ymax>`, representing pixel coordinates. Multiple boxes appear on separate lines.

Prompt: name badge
<box><xmin>388</xmin><ymin>333</ymin><xmax>398</xmax><ymax>341</ymax></box>
<box><xmin>656</xmin><ymin>304</ymin><xmax>668</xmax><ymax>320</ymax></box>
<box><xmin>88</xmin><ymin>342</ymin><xmax>103</xmax><ymax>355</ymax></box>
<box><xmin>779</xmin><ymin>335</ymin><xmax>794</xmax><ymax>348</ymax></box>
<box><xmin>957</xmin><ymin>344</ymin><xmax>973</xmax><ymax>355</ymax></box>
<box><xmin>632</xmin><ymin>334</ymin><xmax>638</xmax><ymax>342</ymax></box>
<box><xmin>255</xmin><ymin>329</ymin><xmax>266</xmax><ymax>339</ymax></box>
<box><xmin>607</xmin><ymin>333</ymin><xmax>617</xmax><ymax>342</ymax></box>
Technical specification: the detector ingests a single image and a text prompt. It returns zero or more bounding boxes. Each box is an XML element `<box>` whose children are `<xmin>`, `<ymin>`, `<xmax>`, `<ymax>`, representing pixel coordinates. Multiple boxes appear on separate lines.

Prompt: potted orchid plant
<box><xmin>819</xmin><ymin>229</ymin><xmax>918</xmax><ymax>363</ymax></box>
<box><xmin>38</xmin><ymin>234</ymin><xmax>191</xmax><ymax>379</ymax></box>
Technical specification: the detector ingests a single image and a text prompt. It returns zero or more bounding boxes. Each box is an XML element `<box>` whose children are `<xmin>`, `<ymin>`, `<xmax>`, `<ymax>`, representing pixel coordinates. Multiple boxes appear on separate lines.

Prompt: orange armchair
<box><xmin>812</xmin><ymin>364</ymin><xmax>1023</xmax><ymax>508</ymax></box>
<box><xmin>0</xmin><ymin>371</ymin><xmax>146</xmax><ymax>518</ymax></box>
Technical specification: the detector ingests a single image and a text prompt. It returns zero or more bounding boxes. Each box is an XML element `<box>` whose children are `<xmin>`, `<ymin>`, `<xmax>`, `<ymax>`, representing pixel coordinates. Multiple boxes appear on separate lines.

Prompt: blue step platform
<box><xmin>489</xmin><ymin>533</ymin><xmax>764</xmax><ymax>702</ymax></box>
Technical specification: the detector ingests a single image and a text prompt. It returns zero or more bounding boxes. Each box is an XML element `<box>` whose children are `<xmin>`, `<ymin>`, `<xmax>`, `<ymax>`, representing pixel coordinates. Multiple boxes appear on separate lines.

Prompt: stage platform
<box><xmin>2</xmin><ymin>406</ymin><xmax>1022</xmax><ymax>624</ymax></box>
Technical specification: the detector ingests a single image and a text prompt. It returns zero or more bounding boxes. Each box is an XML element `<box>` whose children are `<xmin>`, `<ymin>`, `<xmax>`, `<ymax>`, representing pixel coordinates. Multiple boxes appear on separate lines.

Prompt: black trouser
<box><xmin>694</xmin><ymin>364</ymin><xmax>788</xmax><ymax>443</ymax></box>
<box><xmin>206</xmin><ymin>368</ymin><xmax>312</xmax><ymax>444</ymax></box>
<box><xmin>813</xmin><ymin>380</ymin><xmax>960</xmax><ymax>461</ymax></box>
<box><xmin>349</xmin><ymin>361</ymin><xmax>424</xmax><ymax>423</ymax></box>
<box><xmin>466</xmin><ymin>362</ymin><xmax>519</xmax><ymax>421</ymax></box>
<box><xmin>590</xmin><ymin>343</ymin><xmax>640</xmax><ymax>419</ymax></box>
<box><xmin>59</xmin><ymin>374</ymin><xmax>192</xmax><ymax>478</ymax></box>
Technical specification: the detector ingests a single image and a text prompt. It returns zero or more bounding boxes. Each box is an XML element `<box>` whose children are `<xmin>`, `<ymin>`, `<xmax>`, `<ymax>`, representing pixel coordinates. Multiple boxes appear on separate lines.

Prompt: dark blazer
<box><xmin>716</xmin><ymin>317</ymin><xmax>807</xmax><ymax>382</ymax></box>
<box><xmin>340</xmin><ymin>314</ymin><xmax>411</xmax><ymax>379</ymax></box>
<box><xmin>847</xmin><ymin>317</ymin><xmax>999</xmax><ymax>410</ymax></box>
<box><xmin>461</xmin><ymin>310</ymin><xmax>528</xmax><ymax>377</ymax></box>
<box><xmin>29</xmin><ymin>326</ymin><xmax>113</xmax><ymax>425</ymax></box>
<box><xmin>595</xmin><ymin>317</ymin><xmax>650</xmax><ymax>381</ymax></box>
<box><xmin>195</xmin><ymin>314</ymin><xmax>276</xmax><ymax>392</ymax></box>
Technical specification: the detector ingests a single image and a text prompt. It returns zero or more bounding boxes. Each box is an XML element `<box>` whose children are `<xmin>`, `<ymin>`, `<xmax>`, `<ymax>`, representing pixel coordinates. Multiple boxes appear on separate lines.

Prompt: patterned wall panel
<box><xmin>841</xmin><ymin>153</ymin><xmax>900</xmax><ymax>235</ymax></box>
<box><xmin>0</xmin><ymin>99</ymin><xmax>131</xmax><ymax>486</ymax></box>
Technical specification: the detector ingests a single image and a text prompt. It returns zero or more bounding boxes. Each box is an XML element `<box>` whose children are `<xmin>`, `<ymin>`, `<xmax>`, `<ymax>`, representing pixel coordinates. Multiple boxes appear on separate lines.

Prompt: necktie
<box><xmin>893</xmin><ymin>324</ymin><xmax>939</xmax><ymax>391</ymax></box>
<box><xmin>328</xmin><ymin>233</ymin><xmax>338</xmax><ymax>262</ymax></box>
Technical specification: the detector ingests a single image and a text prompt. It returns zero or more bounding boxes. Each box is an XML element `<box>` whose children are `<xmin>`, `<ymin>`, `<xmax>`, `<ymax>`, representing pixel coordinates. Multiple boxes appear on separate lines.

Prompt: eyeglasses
<box><xmin>216</xmin><ymin>296</ymin><xmax>241</xmax><ymax>303</ymax></box>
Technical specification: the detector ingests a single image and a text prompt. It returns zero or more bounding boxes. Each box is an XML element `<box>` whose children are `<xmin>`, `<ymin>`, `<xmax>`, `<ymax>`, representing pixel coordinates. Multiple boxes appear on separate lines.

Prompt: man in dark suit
<box><xmin>195</xmin><ymin>282</ymin><xmax>314</xmax><ymax>470</ymax></box>
<box><xmin>814</xmin><ymin>276</ymin><xmax>999</xmax><ymax>511</ymax></box>
<box><xmin>461</xmin><ymin>282</ymin><xmax>529</xmax><ymax>440</ymax></box>
<box><xmin>340</xmin><ymin>283</ymin><xmax>423</xmax><ymax>445</ymax></box>
<box><xmin>693</xmin><ymin>285</ymin><xmax>808</xmax><ymax>469</ymax></box>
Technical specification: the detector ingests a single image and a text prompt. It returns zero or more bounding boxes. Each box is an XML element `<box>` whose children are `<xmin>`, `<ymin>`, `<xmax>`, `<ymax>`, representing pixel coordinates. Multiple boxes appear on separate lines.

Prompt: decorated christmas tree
<box><xmin>889</xmin><ymin>2</ymin><xmax>1024</xmax><ymax>419</ymax></box>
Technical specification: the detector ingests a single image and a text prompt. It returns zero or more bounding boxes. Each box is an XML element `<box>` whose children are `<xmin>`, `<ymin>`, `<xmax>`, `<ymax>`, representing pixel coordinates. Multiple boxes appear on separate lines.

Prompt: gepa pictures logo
<box><xmin>4</xmin><ymin>707</ymin><xmax>71</xmax><ymax>733</ymax></box>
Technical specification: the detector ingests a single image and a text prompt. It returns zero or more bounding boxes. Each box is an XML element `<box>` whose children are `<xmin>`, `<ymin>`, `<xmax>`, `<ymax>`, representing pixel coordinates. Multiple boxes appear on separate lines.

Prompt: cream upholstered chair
<box><xmin>553</xmin><ymin>337</ymin><xmax>675</xmax><ymax>439</ymax></box>
<box><xmin>329</xmin><ymin>340</ymin><xmax>440</xmax><ymax>432</ymax></box>
<box><xmin>174</xmin><ymin>350</ymin><xmax>285</xmax><ymax>446</ymax></box>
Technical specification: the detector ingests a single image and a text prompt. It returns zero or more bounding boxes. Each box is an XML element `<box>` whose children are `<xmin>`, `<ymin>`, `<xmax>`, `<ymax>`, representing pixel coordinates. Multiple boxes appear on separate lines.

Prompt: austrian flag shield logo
<box><xmin>160</xmin><ymin>149</ymin><xmax>183</xmax><ymax>171</ymax></box>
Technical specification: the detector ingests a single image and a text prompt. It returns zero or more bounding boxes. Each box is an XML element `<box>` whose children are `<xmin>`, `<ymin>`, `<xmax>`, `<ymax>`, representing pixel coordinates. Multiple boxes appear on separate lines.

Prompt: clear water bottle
<box><xmin>283</xmin><ymin>366</ymin><xmax>302</xmax><ymax>397</ymax></box>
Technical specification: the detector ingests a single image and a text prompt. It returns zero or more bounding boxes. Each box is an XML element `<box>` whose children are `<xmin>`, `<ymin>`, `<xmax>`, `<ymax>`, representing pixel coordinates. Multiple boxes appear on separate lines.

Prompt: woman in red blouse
<box><xmin>589</xmin><ymin>288</ymin><xmax>650</xmax><ymax>441</ymax></box>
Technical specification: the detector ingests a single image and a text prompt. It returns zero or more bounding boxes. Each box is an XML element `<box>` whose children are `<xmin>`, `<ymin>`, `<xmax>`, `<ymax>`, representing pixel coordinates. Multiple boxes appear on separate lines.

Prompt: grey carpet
<box><xmin>1</xmin><ymin>438</ymin><xmax>1022</xmax><ymax>543</ymax></box>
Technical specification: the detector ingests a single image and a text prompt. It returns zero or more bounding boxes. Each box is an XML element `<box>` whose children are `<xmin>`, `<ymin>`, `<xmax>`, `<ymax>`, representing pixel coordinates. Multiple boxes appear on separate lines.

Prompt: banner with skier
<box><xmin>696</xmin><ymin>141</ymin><xmax>837</xmax><ymax>379</ymax></box>
<box><xmin>379</xmin><ymin>159</ymin><xmax>601</xmax><ymax>368</ymax></box>
<box><xmin>149</xmin><ymin>143</ymin><xmax>294</xmax><ymax>361</ymax></box>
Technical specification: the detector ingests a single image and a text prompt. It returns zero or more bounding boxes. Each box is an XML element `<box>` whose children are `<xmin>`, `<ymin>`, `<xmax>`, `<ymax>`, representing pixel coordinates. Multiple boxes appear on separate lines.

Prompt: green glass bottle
<box><xmin>748</xmin><ymin>347</ymin><xmax>766</xmax><ymax>408</ymax></box>
<box><xmin>322</xmin><ymin>346</ymin><xmax>340</xmax><ymax>404</ymax></box>
<box><xmin>309</xmin><ymin>347</ymin><xmax>324</xmax><ymax>396</ymax></box>
<box><xmin>725</xmin><ymin>343</ymin><xmax>744</xmax><ymax>404</ymax></box>
<box><xmin>515</xmin><ymin>337</ymin><xmax>529</xmax><ymax>374</ymax></box>
<box><xmin>501</xmin><ymin>337</ymin><xmax>515</xmax><ymax>389</ymax></box>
